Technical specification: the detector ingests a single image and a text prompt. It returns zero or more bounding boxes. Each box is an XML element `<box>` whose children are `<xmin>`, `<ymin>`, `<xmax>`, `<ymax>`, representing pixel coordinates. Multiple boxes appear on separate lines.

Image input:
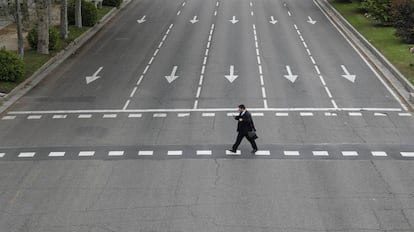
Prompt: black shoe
<box><xmin>227</xmin><ymin>149</ymin><xmax>237</xmax><ymax>153</ymax></box>
<box><xmin>251</xmin><ymin>149</ymin><xmax>258</xmax><ymax>154</ymax></box>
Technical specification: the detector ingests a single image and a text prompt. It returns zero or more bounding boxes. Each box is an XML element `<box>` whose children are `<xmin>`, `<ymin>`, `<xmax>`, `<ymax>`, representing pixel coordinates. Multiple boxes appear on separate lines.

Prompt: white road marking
<box><xmin>52</xmin><ymin>115</ymin><xmax>67</xmax><ymax>119</ymax></box>
<box><xmin>310</xmin><ymin>56</ymin><xmax>316</xmax><ymax>64</ymax></box>
<box><xmin>371</xmin><ymin>151</ymin><xmax>387</xmax><ymax>157</ymax></box>
<box><xmin>49</xmin><ymin>152</ymin><xmax>65</xmax><ymax>157</ymax></box>
<box><xmin>2</xmin><ymin>116</ymin><xmax>16</xmax><ymax>120</ymax></box>
<box><xmin>138</xmin><ymin>151</ymin><xmax>154</xmax><ymax>156</ymax></box>
<box><xmin>202</xmin><ymin>113</ymin><xmax>215</xmax><ymax>117</ymax></box>
<box><xmin>325</xmin><ymin>112</ymin><xmax>337</xmax><ymax>116</ymax></box>
<box><xmin>148</xmin><ymin>57</ymin><xmax>154</xmax><ymax>65</ymax></box>
<box><xmin>143</xmin><ymin>65</ymin><xmax>150</xmax><ymax>75</ymax></box>
<box><xmin>78</xmin><ymin>114</ymin><xmax>92</xmax><ymax>118</ymax></box>
<box><xmin>193</xmin><ymin>100</ymin><xmax>198</xmax><ymax>109</ymax></box>
<box><xmin>300</xmin><ymin>112</ymin><xmax>314</xmax><ymax>116</ymax></box>
<box><xmin>0</xmin><ymin>153</ymin><xmax>5</xmax><ymax>158</ymax></box>
<box><xmin>374</xmin><ymin>113</ymin><xmax>387</xmax><ymax>117</ymax></box>
<box><xmin>313</xmin><ymin>151</ymin><xmax>329</xmax><ymax>156</ymax></box>
<box><xmin>196</xmin><ymin>87</ymin><xmax>202</xmax><ymax>98</ymax></box>
<box><xmin>342</xmin><ymin>151</ymin><xmax>358</xmax><ymax>156</ymax></box>
<box><xmin>314</xmin><ymin>65</ymin><xmax>321</xmax><ymax>75</ymax></box>
<box><xmin>128</xmin><ymin>114</ymin><xmax>142</xmax><ymax>118</ymax></box>
<box><xmin>197</xmin><ymin>150</ymin><xmax>212</xmax><ymax>155</ymax></box>
<box><xmin>108</xmin><ymin>151</ymin><xmax>124</xmax><ymax>156</ymax></box>
<box><xmin>276</xmin><ymin>112</ymin><xmax>289</xmax><ymax>117</ymax></box>
<box><xmin>227</xmin><ymin>113</ymin><xmax>237</xmax><ymax>117</ymax></box>
<box><xmin>398</xmin><ymin>113</ymin><xmax>412</xmax><ymax>116</ymax></box>
<box><xmin>18</xmin><ymin>152</ymin><xmax>35</xmax><ymax>158</ymax></box>
<box><xmin>28</xmin><ymin>115</ymin><xmax>42</xmax><ymax>119</ymax></box>
<box><xmin>137</xmin><ymin>75</ymin><xmax>144</xmax><ymax>85</ymax></box>
<box><xmin>153</xmin><ymin>49</ymin><xmax>159</xmax><ymax>57</ymax></box>
<box><xmin>252</xmin><ymin>112</ymin><xmax>264</xmax><ymax>117</ymax></box>
<box><xmin>325</xmin><ymin>87</ymin><xmax>333</xmax><ymax>98</ymax></box>
<box><xmin>226</xmin><ymin>150</ymin><xmax>241</xmax><ymax>155</ymax></box>
<box><xmin>401</xmin><ymin>152</ymin><xmax>414</xmax><ymax>157</ymax></box>
<box><xmin>288</xmin><ymin>11</ymin><xmax>291</xmax><ymax>16</ymax></box>
<box><xmin>103</xmin><ymin>114</ymin><xmax>117</xmax><ymax>118</ymax></box>
<box><xmin>168</xmin><ymin>150</ymin><xmax>182</xmax><ymax>156</ymax></box>
<box><xmin>130</xmin><ymin>86</ymin><xmax>138</xmax><ymax>98</ymax></box>
<box><xmin>255</xmin><ymin>150</ymin><xmax>270</xmax><ymax>156</ymax></box>
<box><xmin>261</xmin><ymin>87</ymin><xmax>267</xmax><ymax>98</ymax></box>
<box><xmin>178</xmin><ymin>113</ymin><xmax>190</xmax><ymax>117</ymax></box>
<box><xmin>123</xmin><ymin>100</ymin><xmax>130</xmax><ymax>110</ymax></box>
<box><xmin>79</xmin><ymin>151</ymin><xmax>95</xmax><ymax>157</ymax></box>
<box><xmin>177</xmin><ymin>10</ymin><xmax>181</xmax><ymax>16</ymax></box>
<box><xmin>349</xmin><ymin>112</ymin><xmax>362</xmax><ymax>116</ymax></box>
<box><xmin>153</xmin><ymin>113</ymin><xmax>167</xmax><ymax>118</ymax></box>
<box><xmin>306</xmin><ymin>49</ymin><xmax>311</xmax><ymax>56</ymax></box>
<box><xmin>284</xmin><ymin>151</ymin><xmax>300</xmax><ymax>156</ymax></box>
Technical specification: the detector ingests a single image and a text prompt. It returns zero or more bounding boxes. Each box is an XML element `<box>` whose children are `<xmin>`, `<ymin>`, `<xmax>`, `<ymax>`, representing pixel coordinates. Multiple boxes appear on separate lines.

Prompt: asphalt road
<box><xmin>1</xmin><ymin>0</ymin><xmax>414</xmax><ymax>231</ymax></box>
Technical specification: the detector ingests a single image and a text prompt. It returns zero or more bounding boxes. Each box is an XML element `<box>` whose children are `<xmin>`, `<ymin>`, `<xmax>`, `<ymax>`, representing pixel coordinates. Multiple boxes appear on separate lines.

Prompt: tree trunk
<box><xmin>60</xmin><ymin>0</ymin><xmax>68</xmax><ymax>39</ymax></box>
<box><xmin>16</xmin><ymin>0</ymin><xmax>24</xmax><ymax>58</ymax></box>
<box><xmin>75</xmin><ymin>0</ymin><xmax>82</xmax><ymax>28</ymax></box>
<box><xmin>47</xmin><ymin>0</ymin><xmax>51</xmax><ymax>24</ymax></box>
<box><xmin>36</xmin><ymin>0</ymin><xmax>49</xmax><ymax>54</ymax></box>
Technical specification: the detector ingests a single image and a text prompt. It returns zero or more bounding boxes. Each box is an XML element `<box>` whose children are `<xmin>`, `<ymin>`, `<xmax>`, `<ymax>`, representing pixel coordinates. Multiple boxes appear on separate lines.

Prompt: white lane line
<box><xmin>2</xmin><ymin>115</ymin><xmax>16</xmax><ymax>120</ymax></box>
<box><xmin>28</xmin><ymin>115</ymin><xmax>42</xmax><ymax>119</ymax></box>
<box><xmin>216</xmin><ymin>2</ymin><xmax>219</xmax><ymax>7</ymax></box>
<box><xmin>325</xmin><ymin>87</ymin><xmax>333</xmax><ymax>98</ymax></box>
<box><xmin>371</xmin><ymin>151</ymin><xmax>388</xmax><ymax>157</ymax></box>
<box><xmin>18</xmin><ymin>152</ymin><xmax>35</xmax><ymax>158</ymax></box>
<box><xmin>148</xmin><ymin>57</ymin><xmax>155</xmax><ymax>65</ymax></box>
<box><xmin>294</xmin><ymin>24</ymin><xmax>298</xmax><ymax>30</ymax></box>
<box><xmin>314</xmin><ymin>65</ymin><xmax>321</xmax><ymax>75</ymax></box>
<box><xmin>259</xmin><ymin>65</ymin><xmax>263</xmax><ymax>75</ymax></box>
<box><xmin>199</xmin><ymin>75</ymin><xmax>204</xmax><ymax>85</ymax></box>
<box><xmin>342</xmin><ymin>151</ymin><xmax>359</xmax><ymax>156</ymax></box>
<box><xmin>143</xmin><ymin>65</ymin><xmax>150</xmax><ymax>75</ymax></box>
<box><xmin>153</xmin><ymin>113</ymin><xmax>167</xmax><ymax>118</ymax></box>
<box><xmin>300</xmin><ymin>112</ymin><xmax>314</xmax><ymax>117</ymax></box>
<box><xmin>168</xmin><ymin>150</ymin><xmax>182</xmax><ymax>156</ymax></box>
<box><xmin>398</xmin><ymin>113</ymin><xmax>412</xmax><ymax>116</ymax></box>
<box><xmin>288</xmin><ymin>11</ymin><xmax>291</xmax><ymax>16</ymax></box>
<box><xmin>313</xmin><ymin>151</ymin><xmax>329</xmax><ymax>156</ymax></box>
<box><xmin>257</xmin><ymin>56</ymin><xmax>261</xmax><ymax>65</ymax></box>
<box><xmin>250</xmin><ymin>2</ymin><xmax>253</xmax><ymax>6</ymax></box>
<box><xmin>349</xmin><ymin>112</ymin><xmax>362</xmax><ymax>116</ymax></box>
<box><xmin>276</xmin><ymin>112</ymin><xmax>289</xmax><ymax>117</ymax></box>
<box><xmin>123</xmin><ymin>100</ymin><xmax>130</xmax><ymax>110</ymax></box>
<box><xmin>401</xmin><ymin>152</ymin><xmax>414</xmax><ymax>157</ymax></box>
<box><xmin>226</xmin><ymin>150</ymin><xmax>241</xmax><ymax>155</ymax></box>
<box><xmin>0</xmin><ymin>153</ymin><xmax>5</xmax><ymax>158</ymax></box>
<box><xmin>284</xmin><ymin>151</ymin><xmax>300</xmax><ymax>156</ymax></box>
<box><xmin>325</xmin><ymin>112</ymin><xmax>337</xmax><ymax>116</ymax></box>
<box><xmin>52</xmin><ymin>115</ymin><xmax>67</xmax><ymax>119</ymax></box>
<box><xmin>214</xmin><ymin>10</ymin><xmax>217</xmax><ymax>16</ymax></box>
<box><xmin>252</xmin><ymin>112</ymin><xmax>264</xmax><ymax>117</ymax></box>
<box><xmin>182</xmin><ymin>2</ymin><xmax>185</xmax><ymax>6</ymax></box>
<box><xmin>78</xmin><ymin>114</ymin><xmax>92</xmax><ymax>118</ymax></box>
<box><xmin>193</xmin><ymin>100</ymin><xmax>198</xmax><ymax>109</ymax></box>
<box><xmin>49</xmin><ymin>152</ymin><xmax>65</xmax><ymax>157</ymax></box>
<box><xmin>255</xmin><ymin>150</ymin><xmax>270</xmax><ymax>156</ymax></box>
<box><xmin>374</xmin><ymin>112</ymin><xmax>387</xmax><ymax>117</ymax></box>
<box><xmin>108</xmin><ymin>151</ymin><xmax>124</xmax><ymax>156</ymax></box>
<box><xmin>319</xmin><ymin>75</ymin><xmax>327</xmax><ymax>86</ymax></box>
<box><xmin>128</xmin><ymin>113</ymin><xmax>142</xmax><ymax>118</ymax></box>
<box><xmin>137</xmin><ymin>75</ymin><xmax>144</xmax><ymax>85</ymax></box>
<box><xmin>264</xmin><ymin>99</ymin><xmax>268</xmax><ymax>109</ymax></box>
<box><xmin>79</xmin><ymin>151</ymin><xmax>95</xmax><ymax>157</ymax></box>
<box><xmin>139</xmin><ymin>151</ymin><xmax>154</xmax><ymax>156</ymax></box>
<box><xmin>306</xmin><ymin>49</ymin><xmax>311</xmax><ymax>56</ymax></box>
<box><xmin>260</xmin><ymin>75</ymin><xmax>264</xmax><ymax>85</ymax></box>
<box><xmin>103</xmin><ymin>114</ymin><xmax>117</xmax><ymax>118</ymax></box>
<box><xmin>153</xmin><ymin>49</ymin><xmax>159</xmax><ymax>57</ymax></box>
<box><xmin>310</xmin><ymin>56</ymin><xmax>316</xmax><ymax>64</ymax></box>
<box><xmin>202</xmin><ymin>113</ymin><xmax>215</xmax><ymax>117</ymax></box>
<box><xmin>177</xmin><ymin>10</ymin><xmax>181</xmax><ymax>16</ymax></box>
<box><xmin>197</xmin><ymin>150</ymin><xmax>212</xmax><ymax>155</ymax></box>
<box><xmin>251</xmin><ymin>11</ymin><xmax>254</xmax><ymax>16</ymax></box>
<box><xmin>261</xmin><ymin>87</ymin><xmax>267</xmax><ymax>98</ymax></box>
<box><xmin>178</xmin><ymin>113</ymin><xmax>190</xmax><ymax>117</ymax></box>
<box><xmin>196</xmin><ymin>87</ymin><xmax>202</xmax><ymax>98</ymax></box>
<box><xmin>130</xmin><ymin>86</ymin><xmax>138</xmax><ymax>98</ymax></box>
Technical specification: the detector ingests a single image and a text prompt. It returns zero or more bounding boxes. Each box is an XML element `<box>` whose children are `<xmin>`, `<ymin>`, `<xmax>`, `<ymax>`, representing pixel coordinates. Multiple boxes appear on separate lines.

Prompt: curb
<box><xmin>316</xmin><ymin>0</ymin><xmax>414</xmax><ymax>110</ymax></box>
<box><xmin>0</xmin><ymin>0</ymin><xmax>131</xmax><ymax>114</ymax></box>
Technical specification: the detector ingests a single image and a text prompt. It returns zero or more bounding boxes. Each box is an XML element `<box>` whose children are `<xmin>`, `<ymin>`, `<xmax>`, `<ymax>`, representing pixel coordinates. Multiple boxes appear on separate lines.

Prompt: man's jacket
<box><xmin>234</xmin><ymin>111</ymin><xmax>255</xmax><ymax>134</ymax></box>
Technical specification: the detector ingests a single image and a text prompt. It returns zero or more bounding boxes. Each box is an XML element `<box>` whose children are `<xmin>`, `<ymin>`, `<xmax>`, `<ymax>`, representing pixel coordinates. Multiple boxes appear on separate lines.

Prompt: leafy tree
<box><xmin>360</xmin><ymin>0</ymin><xmax>392</xmax><ymax>25</ymax></box>
<box><xmin>391</xmin><ymin>0</ymin><xmax>414</xmax><ymax>43</ymax></box>
<box><xmin>0</xmin><ymin>48</ymin><xmax>24</xmax><ymax>82</ymax></box>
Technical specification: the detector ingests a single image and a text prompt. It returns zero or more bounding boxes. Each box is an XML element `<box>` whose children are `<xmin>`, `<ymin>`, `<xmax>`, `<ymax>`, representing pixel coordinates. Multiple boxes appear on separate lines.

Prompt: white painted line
<box><xmin>153</xmin><ymin>49</ymin><xmax>159</xmax><ymax>57</ymax></box>
<box><xmin>182</xmin><ymin>2</ymin><xmax>185</xmax><ymax>6</ymax></box>
<box><xmin>294</xmin><ymin>24</ymin><xmax>298</xmax><ymax>30</ymax></box>
<box><xmin>256</xmin><ymin>48</ymin><xmax>260</xmax><ymax>56</ymax></box>
<box><xmin>303</xmin><ymin>42</ymin><xmax>308</xmax><ymax>48</ymax></box>
<box><xmin>284</xmin><ymin>151</ymin><xmax>300</xmax><ymax>156</ymax></box>
<box><xmin>153</xmin><ymin>113</ymin><xmax>167</xmax><ymax>118</ymax></box>
<box><xmin>325</xmin><ymin>87</ymin><xmax>333</xmax><ymax>98</ymax></box>
<box><xmin>2</xmin><ymin>115</ymin><xmax>16</xmax><ymax>120</ymax></box>
<box><xmin>108</xmin><ymin>151</ymin><xmax>124</xmax><ymax>156</ymax></box>
<box><xmin>276</xmin><ymin>112</ymin><xmax>289</xmax><ymax>117</ymax></box>
<box><xmin>261</xmin><ymin>87</ymin><xmax>267</xmax><ymax>98</ymax></box>
<box><xmin>103</xmin><ymin>114</ymin><xmax>117</xmax><ymax>118</ymax></box>
<box><xmin>331</xmin><ymin>100</ymin><xmax>338</xmax><ymax>109</ymax></box>
<box><xmin>168</xmin><ymin>150</ymin><xmax>182</xmax><ymax>156</ymax></box>
<box><xmin>314</xmin><ymin>65</ymin><xmax>321</xmax><ymax>75</ymax></box>
<box><xmin>137</xmin><ymin>75</ymin><xmax>144</xmax><ymax>85</ymax></box>
<box><xmin>78</xmin><ymin>114</ymin><xmax>92</xmax><ymax>119</ymax></box>
<box><xmin>300</xmin><ymin>112</ymin><xmax>314</xmax><ymax>117</ymax></box>
<box><xmin>401</xmin><ymin>152</ymin><xmax>414</xmax><ymax>157</ymax></box>
<box><xmin>398</xmin><ymin>113</ymin><xmax>412</xmax><ymax>116</ymax></box>
<box><xmin>193</xmin><ymin>100</ymin><xmax>198</xmax><ymax>109</ymax></box>
<box><xmin>169</xmin><ymin>24</ymin><xmax>174</xmax><ymax>29</ymax></box>
<box><xmin>205</xmin><ymin>49</ymin><xmax>209</xmax><ymax>56</ymax></box>
<box><xmin>196</xmin><ymin>87</ymin><xmax>202</xmax><ymax>98</ymax></box>
<box><xmin>250</xmin><ymin>2</ymin><xmax>253</xmax><ymax>6</ymax></box>
<box><xmin>49</xmin><ymin>152</ymin><xmax>65</xmax><ymax>157</ymax></box>
<box><xmin>255</xmin><ymin>150</ymin><xmax>270</xmax><ymax>156</ymax></box>
<box><xmin>252</xmin><ymin>112</ymin><xmax>264</xmax><ymax>117</ymax></box>
<box><xmin>325</xmin><ymin>112</ymin><xmax>337</xmax><ymax>116</ymax></box>
<box><xmin>214</xmin><ymin>10</ymin><xmax>217</xmax><ymax>16</ymax></box>
<box><xmin>138</xmin><ymin>151</ymin><xmax>154</xmax><ymax>156</ymax></box>
<box><xmin>197</xmin><ymin>150</ymin><xmax>212</xmax><ymax>155</ymax></box>
<box><xmin>199</xmin><ymin>75</ymin><xmax>204</xmax><ymax>85</ymax></box>
<box><xmin>374</xmin><ymin>113</ymin><xmax>387</xmax><ymax>117</ymax></box>
<box><xmin>143</xmin><ymin>65</ymin><xmax>150</xmax><ymax>75</ymax></box>
<box><xmin>130</xmin><ymin>86</ymin><xmax>138</xmax><ymax>98</ymax></box>
<box><xmin>371</xmin><ymin>151</ymin><xmax>387</xmax><ymax>157</ymax></box>
<box><xmin>260</xmin><ymin>75</ymin><xmax>264</xmax><ymax>86</ymax></box>
<box><xmin>52</xmin><ymin>115</ymin><xmax>67</xmax><ymax>119</ymax></box>
<box><xmin>123</xmin><ymin>100</ymin><xmax>130</xmax><ymax>110</ymax></box>
<box><xmin>319</xmin><ymin>75</ymin><xmax>327</xmax><ymax>86</ymax></box>
<box><xmin>178</xmin><ymin>113</ymin><xmax>190</xmax><ymax>117</ymax></box>
<box><xmin>28</xmin><ymin>115</ymin><xmax>42</xmax><ymax>119</ymax></box>
<box><xmin>349</xmin><ymin>112</ymin><xmax>362</xmax><ymax>116</ymax></box>
<box><xmin>203</xmin><ymin>57</ymin><xmax>208</xmax><ymax>65</ymax></box>
<box><xmin>148</xmin><ymin>57</ymin><xmax>155</xmax><ymax>65</ymax></box>
<box><xmin>208</xmin><ymin>35</ymin><xmax>212</xmax><ymax>41</ymax></box>
<box><xmin>258</xmin><ymin>65</ymin><xmax>263</xmax><ymax>75</ymax></box>
<box><xmin>0</xmin><ymin>153</ymin><xmax>5</xmax><ymax>158</ymax></box>
<box><xmin>201</xmin><ymin>66</ymin><xmax>205</xmax><ymax>75</ymax></box>
<box><xmin>128</xmin><ymin>113</ymin><xmax>142</xmax><ymax>118</ymax></box>
<box><xmin>177</xmin><ymin>10</ymin><xmax>181</xmax><ymax>16</ymax></box>
<box><xmin>216</xmin><ymin>2</ymin><xmax>219</xmax><ymax>6</ymax></box>
<box><xmin>288</xmin><ymin>11</ymin><xmax>291</xmax><ymax>16</ymax></box>
<box><xmin>207</xmin><ymin>41</ymin><xmax>211</xmax><ymax>49</ymax></box>
<box><xmin>342</xmin><ymin>151</ymin><xmax>358</xmax><ymax>156</ymax></box>
<box><xmin>202</xmin><ymin>113</ymin><xmax>215</xmax><ymax>117</ymax></box>
<box><xmin>18</xmin><ymin>152</ymin><xmax>35</xmax><ymax>158</ymax></box>
<box><xmin>79</xmin><ymin>151</ymin><xmax>95</xmax><ymax>157</ymax></box>
<box><xmin>264</xmin><ymin>99</ymin><xmax>268</xmax><ymax>109</ymax></box>
<box><xmin>257</xmin><ymin>56</ymin><xmax>261</xmax><ymax>65</ymax></box>
<box><xmin>313</xmin><ymin>151</ymin><xmax>329</xmax><ymax>156</ymax></box>
<box><xmin>227</xmin><ymin>112</ymin><xmax>237</xmax><ymax>117</ymax></box>
<box><xmin>162</xmin><ymin>34</ymin><xmax>167</xmax><ymax>42</ymax></box>
<box><xmin>158</xmin><ymin>42</ymin><xmax>163</xmax><ymax>49</ymax></box>
<box><xmin>300</xmin><ymin>36</ymin><xmax>304</xmax><ymax>42</ymax></box>
<box><xmin>306</xmin><ymin>49</ymin><xmax>311</xmax><ymax>56</ymax></box>
<box><xmin>310</xmin><ymin>56</ymin><xmax>316</xmax><ymax>64</ymax></box>
<box><xmin>251</xmin><ymin>11</ymin><xmax>254</xmax><ymax>16</ymax></box>
<box><xmin>255</xmin><ymin>41</ymin><xmax>259</xmax><ymax>48</ymax></box>
<box><xmin>226</xmin><ymin>150</ymin><xmax>241</xmax><ymax>155</ymax></box>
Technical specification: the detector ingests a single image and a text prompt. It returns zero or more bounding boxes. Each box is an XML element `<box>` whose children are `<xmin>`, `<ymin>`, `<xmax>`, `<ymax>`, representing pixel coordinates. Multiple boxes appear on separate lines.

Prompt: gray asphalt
<box><xmin>1</xmin><ymin>0</ymin><xmax>414</xmax><ymax>231</ymax></box>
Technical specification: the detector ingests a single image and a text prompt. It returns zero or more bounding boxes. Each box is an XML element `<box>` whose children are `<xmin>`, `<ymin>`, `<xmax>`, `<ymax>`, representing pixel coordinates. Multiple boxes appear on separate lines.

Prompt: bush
<box><xmin>27</xmin><ymin>26</ymin><xmax>59</xmax><ymax>50</ymax></box>
<box><xmin>0</xmin><ymin>49</ymin><xmax>24</xmax><ymax>82</ymax></box>
<box><xmin>391</xmin><ymin>0</ymin><xmax>414</xmax><ymax>43</ymax></box>
<box><xmin>68</xmin><ymin>0</ymin><xmax>98</xmax><ymax>27</ymax></box>
<box><xmin>360</xmin><ymin>0</ymin><xmax>392</xmax><ymax>25</ymax></box>
<box><xmin>102</xmin><ymin>0</ymin><xmax>122</xmax><ymax>7</ymax></box>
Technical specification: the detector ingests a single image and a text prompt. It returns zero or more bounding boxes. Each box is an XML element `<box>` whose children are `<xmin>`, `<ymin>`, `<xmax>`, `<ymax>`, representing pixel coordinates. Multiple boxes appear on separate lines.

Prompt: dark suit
<box><xmin>232</xmin><ymin>110</ymin><xmax>258</xmax><ymax>151</ymax></box>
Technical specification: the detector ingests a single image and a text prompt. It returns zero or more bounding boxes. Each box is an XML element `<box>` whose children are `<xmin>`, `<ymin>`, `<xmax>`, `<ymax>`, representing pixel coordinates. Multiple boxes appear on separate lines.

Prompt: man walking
<box><xmin>228</xmin><ymin>104</ymin><xmax>258</xmax><ymax>154</ymax></box>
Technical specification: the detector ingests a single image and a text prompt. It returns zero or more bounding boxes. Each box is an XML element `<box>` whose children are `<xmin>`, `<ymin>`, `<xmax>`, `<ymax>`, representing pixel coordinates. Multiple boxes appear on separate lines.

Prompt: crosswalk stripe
<box><xmin>2</xmin><ymin>115</ymin><xmax>16</xmax><ymax>120</ymax></box>
<box><xmin>128</xmin><ymin>114</ymin><xmax>142</xmax><ymax>118</ymax></box>
<box><xmin>300</xmin><ymin>112</ymin><xmax>313</xmax><ymax>117</ymax></box>
<box><xmin>349</xmin><ymin>112</ymin><xmax>362</xmax><ymax>116</ymax></box>
<box><xmin>276</xmin><ymin>113</ymin><xmax>289</xmax><ymax>117</ymax></box>
<box><xmin>252</xmin><ymin>113</ymin><xmax>264</xmax><ymax>117</ymax></box>
<box><xmin>202</xmin><ymin>113</ymin><xmax>215</xmax><ymax>117</ymax></box>
<box><xmin>27</xmin><ymin>115</ymin><xmax>42</xmax><ymax>119</ymax></box>
<box><xmin>226</xmin><ymin>150</ymin><xmax>241</xmax><ymax>155</ymax></box>
<box><xmin>78</xmin><ymin>151</ymin><xmax>95</xmax><ymax>157</ymax></box>
<box><xmin>49</xmin><ymin>152</ymin><xmax>65</xmax><ymax>157</ymax></box>
<box><xmin>78</xmin><ymin>114</ymin><xmax>92</xmax><ymax>118</ymax></box>
<box><xmin>197</xmin><ymin>150</ymin><xmax>212</xmax><ymax>155</ymax></box>
<box><xmin>325</xmin><ymin>112</ymin><xmax>337</xmax><ymax>116</ymax></box>
<box><xmin>255</xmin><ymin>150</ymin><xmax>270</xmax><ymax>156</ymax></box>
<box><xmin>284</xmin><ymin>151</ymin><xmax>300</xmax><ymax>156</ymax></box>
<box><xmin>371</xmin><ymin>151</ymin><xmax>387</xmax><ymax>157</ymax></box>
<box><xmin>0</xmin><ymin>153</ymin><xmax>5</xmax><ymax>158</ymax></box>
<box><xmin>178</xmin><ymin>113</ymin><xmax>190</xmax><ymax>117</ymax></box>
<box><xmin>342</xmin><ymin>151</ymin><xmax>358</xmax><ymax>156</ymax></box>
<box><xmin>108</xmin><ymin>151</ymin><xmax>124</xmax><ymax>156</ymax></box>
<box><xmin>138</xmin><ymin>151</ymin><xmax>154</xmax><ymax>156</ymax></box>
<box><xmin>153</xmin><ymin>113</ymin><xmax>167</xmax><ymax>118</ymax></box>
<box><xmin>374</xmin><ymin>113</ymin><xmax>387</xmax><ymax>117</ymax></box>
<box><xmin>168</xmin><ymin>150</ymin><xmax>182</xmax><ymax>156</ymax></box>
<box><xmin>313</xmin><ymin>151</ymin><xmax>329</xmax><ymax>156</ymax></box>
<box><xmin>18</xmin><ymin>152</ymin><xmax>36</xmax><ymax>158</ymax></box>
<box><xmin>398</xmin><ymin>113</ymin><xmax>412</xmax><ymax>116</ymax></box>
<box><xmin>103</xmin><ymin>114</ymin><xmax>117</xmax><ymax>118</ymax></box>
<box><xmin>52</xmin><ymin>115</ymin><xmax>67</xmax><ymax>119</ymax></box>
<box><xmin>401</xmin><ymin>152</ymin><xmax>414</xmax><ymax>157</ymax></box>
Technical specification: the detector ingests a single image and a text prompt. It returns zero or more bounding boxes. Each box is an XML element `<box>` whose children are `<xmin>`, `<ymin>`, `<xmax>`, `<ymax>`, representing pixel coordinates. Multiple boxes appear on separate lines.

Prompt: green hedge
<box><xmin>0</xmin><ymin>49</ymin><xmax>24</xmax><ymax>82</ymax></box>
<box><xmin>27</xmin><ymin>26</ymin><xmax>59</xmax><ymax>50</ymax></box>
<box><xmin>68</xmin><ymin>0</ymin><xmax>98</xmax><ymax>27</ymax></box>
<box><xmin>103</xmin><ymin>0</ymin><xmax>122</xmax><ymax>8</ymax></box>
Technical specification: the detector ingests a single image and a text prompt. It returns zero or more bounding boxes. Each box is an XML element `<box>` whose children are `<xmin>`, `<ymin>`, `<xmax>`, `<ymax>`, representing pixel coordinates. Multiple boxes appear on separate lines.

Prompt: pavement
<box><xmin>0</xmin><ymin>0</ymin><xmax>414</xmax><ymax>231</ymax></box>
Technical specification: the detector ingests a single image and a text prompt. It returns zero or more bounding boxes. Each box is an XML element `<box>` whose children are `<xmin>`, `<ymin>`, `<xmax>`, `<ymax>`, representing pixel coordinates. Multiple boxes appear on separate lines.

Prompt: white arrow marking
<box><xmin>225</xmin><ymin>65</ymin><xmax>238</xmax><ymax>83</ymax></box>
<box><xmin>229</xmin><ymin>16</ymin><xmax>239</xmax><ymax>24</ymax></box>
<box><xmin>137</xmin><ymin>15</ymin><xmax>146</xmax><ymax>24</ymax></box>
<box><xmin>86</xmin><ymin>67</ymin><xmax>103</xmax><ymax>84</ymax></box>
<box><xmin>269</xmin><ymin>16</ymin><xmax>278</xmax><ymax>24</ymax></box>
<box><xmin>341</xmin><ymin>65</ymin><xmax>356</xmax><ymax>83</ymax></box>
<box><xmin>307</xmin><ymin>16</ymin><xmax>317</xmax><ymax>24</ymax></box>
<box><xmin>165</xmin><ymin>66</ymin><xmax>179</xmax><ymax>83</ymax></box>
<box><xmin>190</xmin><ymin>16</ymin><xmax>199</xmax><ymax>24</ymax></box>
<box><xmin>284</xmin><ymin>65</ymin><xmax>298</xmax><ymax>83</ymax></box>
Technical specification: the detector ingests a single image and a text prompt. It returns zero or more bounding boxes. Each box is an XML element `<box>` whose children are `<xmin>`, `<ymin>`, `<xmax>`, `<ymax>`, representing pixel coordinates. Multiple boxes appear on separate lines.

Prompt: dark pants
<box><xmin>232</xmin><ymin>132</ymin><xmax>258</xmax><ymax>151</ymax></box>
